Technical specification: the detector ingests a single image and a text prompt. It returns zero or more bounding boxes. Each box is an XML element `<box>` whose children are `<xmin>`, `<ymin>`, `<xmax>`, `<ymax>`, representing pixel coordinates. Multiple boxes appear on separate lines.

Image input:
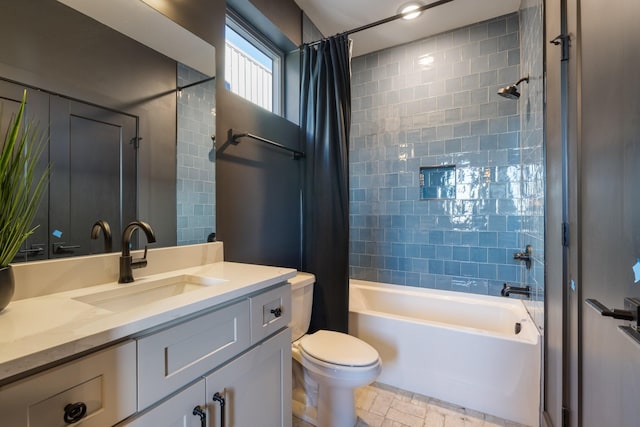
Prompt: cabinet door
<box><xmin>118</xmin><ymin>380</ymin><xmax>206</xmax><ymax>427</ymax></box>
<box><xmin>205</xmin><ymin>328</ymin><xmax>292</xmax><ymax>427</ymax></box>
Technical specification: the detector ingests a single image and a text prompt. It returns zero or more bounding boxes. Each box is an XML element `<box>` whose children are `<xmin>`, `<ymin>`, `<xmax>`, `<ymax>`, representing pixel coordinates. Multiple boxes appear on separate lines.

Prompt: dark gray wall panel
<box><xmin>216</xmin><ymin>94</ymin><xmax>302</xmax><ymax>268</ymax></box>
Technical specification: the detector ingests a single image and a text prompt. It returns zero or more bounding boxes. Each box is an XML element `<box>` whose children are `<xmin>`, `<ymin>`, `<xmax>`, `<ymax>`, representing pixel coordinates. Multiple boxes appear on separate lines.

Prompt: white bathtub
<box><xmin>349</xmin><ymin>279</ymin><xmax>540</xmax><ymax>427</ymax></box>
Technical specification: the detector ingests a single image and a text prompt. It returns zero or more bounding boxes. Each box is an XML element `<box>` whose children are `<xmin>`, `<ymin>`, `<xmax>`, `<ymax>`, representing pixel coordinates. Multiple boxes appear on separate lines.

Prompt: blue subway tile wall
<box><xmin>349</xmin><ymin>13</ymin><xmax>538</xmax><ymax>297</ymax></box>
<box><xmin>177</xmin><ymin>63</ymin><xmax>216</xmax><ymax>245</ymax></box>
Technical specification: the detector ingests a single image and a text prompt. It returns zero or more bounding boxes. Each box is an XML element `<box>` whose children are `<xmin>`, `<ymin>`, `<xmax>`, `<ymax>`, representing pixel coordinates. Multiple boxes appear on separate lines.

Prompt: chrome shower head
<box><xmin>497</xmin><ymin>76</ymin><xmax>529</xmax><ymax>100</ymax></box>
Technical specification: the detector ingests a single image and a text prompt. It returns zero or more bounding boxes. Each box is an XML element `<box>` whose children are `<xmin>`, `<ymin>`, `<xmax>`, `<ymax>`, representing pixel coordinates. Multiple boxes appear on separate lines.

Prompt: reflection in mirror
<box><xmin>56</xmin><ymin>0</ymin><xmax>216</xmax><ymax>77</ymax></box>
<box><xmin>0</xmin><ymin>0</ymin><xmax>216</xmax><ymax>262</ymax></box>
<box><xmin>176</xmin><ymin>64</ymin><xmax>216</xmax><ymax>245</ymax></box>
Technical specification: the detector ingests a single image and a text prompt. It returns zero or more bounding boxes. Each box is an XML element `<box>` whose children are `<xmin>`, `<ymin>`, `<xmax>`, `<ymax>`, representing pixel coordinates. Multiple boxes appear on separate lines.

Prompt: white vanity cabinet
<box><xmin>120</xmin><ymin>282</ymin><xmax>292</xmax><ymax>427</ymax></box>
<box><xmin>0</xmin><ymin>341</ymin><xmax>137</xmax><ymax>427</ymax></box>
<box><xmin>0</xmin><ymin>281</ymin><xmax>292</xmax><ymax>427</ymax></box>
<box><xmin>120</xmin><ymin>328</ymin><xmax>292</xmax><ymax>427</ymax></box>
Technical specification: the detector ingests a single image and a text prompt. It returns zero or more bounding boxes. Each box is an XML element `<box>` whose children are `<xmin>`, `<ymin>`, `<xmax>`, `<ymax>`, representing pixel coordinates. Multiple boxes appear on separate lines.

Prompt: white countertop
<box><xmin>0</xmin><ymin>261</ymin><xmax>296</xmax><ymax>383</ymax></box>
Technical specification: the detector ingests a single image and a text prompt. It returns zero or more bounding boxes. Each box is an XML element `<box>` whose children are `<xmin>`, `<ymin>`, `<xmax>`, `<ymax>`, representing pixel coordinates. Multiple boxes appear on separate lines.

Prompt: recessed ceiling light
<box><xmin>399</xmin><ymin>3</ymin><xmax>423</xmax><ymax>20</ymax></box>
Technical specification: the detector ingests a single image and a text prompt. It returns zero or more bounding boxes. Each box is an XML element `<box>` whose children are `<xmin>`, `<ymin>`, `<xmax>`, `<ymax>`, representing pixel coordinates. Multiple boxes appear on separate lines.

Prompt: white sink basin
<box><xmin>74</xmin><ymin>274</ymin><xmax>226</xmax><ymax>312</ymax></box>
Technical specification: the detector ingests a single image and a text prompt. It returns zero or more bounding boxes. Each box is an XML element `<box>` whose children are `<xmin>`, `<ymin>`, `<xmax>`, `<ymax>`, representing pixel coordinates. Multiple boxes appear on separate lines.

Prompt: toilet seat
<box><xmin>299</xmin><ymin>330</ymin><xmax>379</xmax><ymax>367</ymax></box>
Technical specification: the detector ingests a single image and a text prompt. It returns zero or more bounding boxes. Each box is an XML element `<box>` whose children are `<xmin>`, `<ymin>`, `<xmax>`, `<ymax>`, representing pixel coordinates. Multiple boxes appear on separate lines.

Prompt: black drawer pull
<box><xmin>192</xmin><ymin>405</ymin><xmax>206</xmax><ymax>427</ymax></box>
<box><xmin>212</xmin><ymin>392</ymin><xmax>226</xmax><ymax>427</ymax></box>
<box><xmin>63</xmin><ymin>402</ymin><xmax>87</xmax><ymax>424</ymax></box>
<box><xmin>270</xmin><ymin>307</ymin><xmax>282</xmax><ymax>317</ymax></box>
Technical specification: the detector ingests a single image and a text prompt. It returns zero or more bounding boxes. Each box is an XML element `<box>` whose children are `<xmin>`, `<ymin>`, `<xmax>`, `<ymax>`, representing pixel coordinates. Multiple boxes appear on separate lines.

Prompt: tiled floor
<box><xmin>293</xmin><ymin>382</ymin><xmax>529</xmax><ymax>427</ymax></box>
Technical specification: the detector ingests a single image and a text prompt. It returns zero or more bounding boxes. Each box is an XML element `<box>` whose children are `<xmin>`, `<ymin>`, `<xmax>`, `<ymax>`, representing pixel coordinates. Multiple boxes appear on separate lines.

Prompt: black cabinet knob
<box><xmin>270</xmin><ymin>307</ymin><xmax>282</xmax><ymax>317</ymax></box>
<box><xmin>63</xmin><ymin>402</ymin><xmax>87</xmax><ymax>424</ymax></box>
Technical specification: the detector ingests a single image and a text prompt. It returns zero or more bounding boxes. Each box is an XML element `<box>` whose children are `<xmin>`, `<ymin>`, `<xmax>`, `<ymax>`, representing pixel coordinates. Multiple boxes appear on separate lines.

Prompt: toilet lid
<box><xmin>299</xmin><ymin>330</ymin><xmax>379</xmax><ymax>367</ymax></box>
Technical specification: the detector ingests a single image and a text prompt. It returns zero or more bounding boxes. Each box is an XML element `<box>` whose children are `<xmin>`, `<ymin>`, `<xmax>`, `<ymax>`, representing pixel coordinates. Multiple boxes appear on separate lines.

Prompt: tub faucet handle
<box><xmin>513</xmin><ymin>245</ymin><xmax>532</xmax><ymax>270</ymax></box>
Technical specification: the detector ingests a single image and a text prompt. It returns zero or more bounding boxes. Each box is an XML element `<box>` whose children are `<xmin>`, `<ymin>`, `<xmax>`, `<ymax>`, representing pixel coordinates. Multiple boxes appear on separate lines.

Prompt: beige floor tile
<box><xmin>356</xmin><ymin>387</ymin><xmax>378</xmax><ymax>411</ymax></box>
<box><xmin>462</xmin><ymin>415</ymin><xmax>485</xmax><ymax>427</ymax></box>
<box><xmin>357</xmin><ymin>410</ymin><xmax>386</xmax><ymax>427</ymax></box>
<box><xmin>443</xmin><ymin>414</ymin><xmax>466</xmax><ymax>427</ymax></box>
<box><xmin>293</xmin><ymin>383</ymin><xmax>527</xmax><ymax>427</ymax></box>
<box><xmin>386</xmin><ymin>407</ymin><xmax>425</xmax><ymax>427</ymax></box>
<box><xmin>370</xmin><ymin>392</ymin><xmax>395</xmax><ymax>416</ymax></box>
<box><xmin>391</xmin><ymin>398</ymin><xmax>428</xmax><ymax>419</ymax></box>
<box><xmin>424</xmin><ymin>411</ymin><xmax>445</xmax><ymax>427</ymax></box>
<box><xmin>482</xmin><ymin>415</ymin><xmax>506</xmax><ymax>427</ymax></box>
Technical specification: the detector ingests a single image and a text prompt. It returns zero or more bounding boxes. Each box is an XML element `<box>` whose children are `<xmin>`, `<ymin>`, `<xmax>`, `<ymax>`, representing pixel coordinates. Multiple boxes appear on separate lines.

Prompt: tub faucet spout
<box><xmin>118</xmin><ymin>221</ymin><xmax>156</xmax><ymax>283</ymax></box>
<box><xmin>501</xmin><ymin>283</ymin><xmax>531</xmax><ymax>298</ymax></box>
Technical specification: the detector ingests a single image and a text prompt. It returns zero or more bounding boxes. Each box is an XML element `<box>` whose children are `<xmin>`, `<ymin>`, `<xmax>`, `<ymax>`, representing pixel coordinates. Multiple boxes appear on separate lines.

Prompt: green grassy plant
<box><xmin>0</xmin><ymin>91</ymin><xmax>49</xmax><ymax>267</ymax></box>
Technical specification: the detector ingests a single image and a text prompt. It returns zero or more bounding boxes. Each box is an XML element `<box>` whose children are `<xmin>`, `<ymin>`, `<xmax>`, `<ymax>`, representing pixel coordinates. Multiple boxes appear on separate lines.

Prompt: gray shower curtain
<box><xmin>300</xmin><ymin>34</ymin><xmax>351</xmax><ymax>333</ymax></box>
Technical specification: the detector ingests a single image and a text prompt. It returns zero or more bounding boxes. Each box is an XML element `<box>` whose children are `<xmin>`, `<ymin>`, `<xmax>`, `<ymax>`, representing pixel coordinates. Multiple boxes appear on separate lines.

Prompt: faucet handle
<box><xmin>130</xmin><ymin>245</ymin><xmax>149</xmax><ymax>269</ymax></box>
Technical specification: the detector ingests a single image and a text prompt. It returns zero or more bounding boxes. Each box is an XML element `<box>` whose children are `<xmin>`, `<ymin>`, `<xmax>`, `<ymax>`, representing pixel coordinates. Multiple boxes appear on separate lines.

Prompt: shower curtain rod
<box><xmin>301</xmin><ymin>0</ymin><xmax>455</xmax><ymax>49</ymax></box>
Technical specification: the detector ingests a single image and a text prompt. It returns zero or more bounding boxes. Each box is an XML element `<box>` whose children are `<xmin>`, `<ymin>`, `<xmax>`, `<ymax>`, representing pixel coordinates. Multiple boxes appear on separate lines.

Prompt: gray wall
<box><xmin>349</xmin><ymin>14</ymin><xmax>533</xmax><ymax>296</ymax></box>
<box><xmin>216</xmin><ymin>0</ymin><xmax>303</xmax><ymax>269</ymax></box>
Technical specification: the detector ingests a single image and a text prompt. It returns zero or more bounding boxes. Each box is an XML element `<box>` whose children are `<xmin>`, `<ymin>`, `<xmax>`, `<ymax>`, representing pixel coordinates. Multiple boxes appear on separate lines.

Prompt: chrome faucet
<box><xmin>118</xmin><ymin>221</ymin><xmax>156</xmax><ymax>283</ymax></box>
<box><xmin>91</xmin><ymin>220</ymin><xmax>112</xmax><ymax>253</ymax></box>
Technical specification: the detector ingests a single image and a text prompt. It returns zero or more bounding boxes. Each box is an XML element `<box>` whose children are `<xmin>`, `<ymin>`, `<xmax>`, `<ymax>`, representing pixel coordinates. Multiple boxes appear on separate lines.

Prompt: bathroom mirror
<box><xmin>0</xmin><ymin>0</ymin><xmax>216</xmax><ymax>261</ymax></box>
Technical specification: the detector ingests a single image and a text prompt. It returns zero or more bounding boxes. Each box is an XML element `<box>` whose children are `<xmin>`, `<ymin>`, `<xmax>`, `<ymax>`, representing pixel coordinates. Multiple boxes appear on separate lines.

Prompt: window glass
<box><xmin>225</xmin><ymin>19</ymin><xmax>281</xmax><ymax>113</ymax></box>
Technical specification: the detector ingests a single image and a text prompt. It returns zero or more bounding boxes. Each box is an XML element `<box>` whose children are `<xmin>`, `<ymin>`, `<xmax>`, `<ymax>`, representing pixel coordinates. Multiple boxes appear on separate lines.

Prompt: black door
<box><xmin>49</xmin><ymin>96</ymin><xmax>138</xmax><ymax>257</ymax></box>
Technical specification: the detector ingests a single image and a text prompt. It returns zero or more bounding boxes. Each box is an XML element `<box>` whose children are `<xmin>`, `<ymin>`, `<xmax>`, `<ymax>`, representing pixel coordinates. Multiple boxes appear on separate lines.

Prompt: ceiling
<box><xmin>294</xmin><ymin>0</ymin><xmax>520</xmax><ymax>57</ymax></box>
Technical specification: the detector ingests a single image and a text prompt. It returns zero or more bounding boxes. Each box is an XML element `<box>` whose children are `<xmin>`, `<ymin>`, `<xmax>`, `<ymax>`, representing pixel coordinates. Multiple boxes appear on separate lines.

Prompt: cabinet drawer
<box><xmin>250</xmin><ymin>284</ymin><xmax>291</xmax><ymax>344</ymax></box>
<box><xmin>137</xmin><ymin>299</ymin><xmax>251</xmax><ymax>410</ymax></box>
<box><xmin>0</xmin><ymin>340</ymin><xmax>136</xmax><ymax>427</ymax></box>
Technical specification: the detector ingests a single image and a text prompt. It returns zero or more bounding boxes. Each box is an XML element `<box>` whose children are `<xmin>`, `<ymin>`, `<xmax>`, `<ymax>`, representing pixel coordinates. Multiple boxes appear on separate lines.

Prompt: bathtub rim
<box><xmin>349</xmin><ymin>279</ymin><xmax>539</xmax><ymax>344</ymax></box>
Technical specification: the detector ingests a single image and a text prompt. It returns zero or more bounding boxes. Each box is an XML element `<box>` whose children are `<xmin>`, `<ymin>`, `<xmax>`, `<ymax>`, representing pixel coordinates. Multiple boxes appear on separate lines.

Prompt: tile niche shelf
<box><xmin>419</xmin><ymin>165</ymin><xmax>456</xmax><ymax>200</ymax></box>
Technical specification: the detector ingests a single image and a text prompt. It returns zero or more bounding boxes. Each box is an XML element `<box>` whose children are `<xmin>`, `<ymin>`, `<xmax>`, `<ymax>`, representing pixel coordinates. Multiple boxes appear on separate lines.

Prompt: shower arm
<box><xmin>514</xmin><ymin>76</ymin><xmax>530</xmax><ymax>86</ymax></box>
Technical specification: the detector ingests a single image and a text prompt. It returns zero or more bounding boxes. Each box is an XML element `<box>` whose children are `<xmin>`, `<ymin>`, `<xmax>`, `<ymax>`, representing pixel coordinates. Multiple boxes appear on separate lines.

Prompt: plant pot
<box><xmin>0</xmin><ymin>266</ymin><xmax>15</xmax><ymax>312</ymax></box>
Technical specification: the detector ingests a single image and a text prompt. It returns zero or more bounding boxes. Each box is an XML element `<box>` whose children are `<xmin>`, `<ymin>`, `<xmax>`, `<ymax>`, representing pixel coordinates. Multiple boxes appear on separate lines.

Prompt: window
<box><xmin>225</xmin><ymin>12</ymin><xmax>282</xmax><ymax>114</ymax></box>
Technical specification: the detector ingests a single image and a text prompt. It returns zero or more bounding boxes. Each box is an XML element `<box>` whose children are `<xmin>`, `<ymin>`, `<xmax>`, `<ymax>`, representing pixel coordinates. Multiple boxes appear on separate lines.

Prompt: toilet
<box><xmin>288</xmin><ymin>272</ymin><xmax>382</xmax><ymax>427</ymax></box>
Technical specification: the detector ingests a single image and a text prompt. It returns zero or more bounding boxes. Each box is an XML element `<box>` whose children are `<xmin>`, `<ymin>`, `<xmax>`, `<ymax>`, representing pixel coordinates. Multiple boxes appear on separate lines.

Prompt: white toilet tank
<box><xmin>288</xmin><ymin>272</ymin><xmax>315</xmax><ymax>341</ymax></box>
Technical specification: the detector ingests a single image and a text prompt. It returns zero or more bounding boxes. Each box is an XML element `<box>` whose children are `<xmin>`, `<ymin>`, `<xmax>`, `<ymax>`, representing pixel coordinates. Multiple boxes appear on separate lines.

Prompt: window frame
<box><xmin>225</xmin><ymin>9</ymin><xmax>284</xmax><ymax>115</ymax></box>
